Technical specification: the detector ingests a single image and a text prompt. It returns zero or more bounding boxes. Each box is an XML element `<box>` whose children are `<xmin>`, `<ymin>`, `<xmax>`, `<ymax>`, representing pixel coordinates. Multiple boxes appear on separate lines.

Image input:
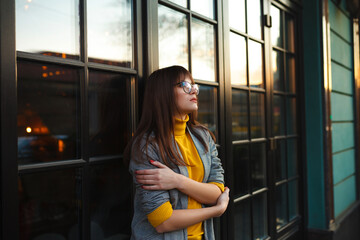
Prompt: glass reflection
<box><xmin>169</xmin><ymin>0</ymin><xmax>187</xmax><ymax>7</ymax></box>
<box><xmin>17</xmin><ymin>62</ymin><xmax>80</xmax><ymax>165</ymax></box>
<box><xmin>90</xmin><ymin>162</ymin><xmax>132</xmax><ymax>239</ymax></box>
<box><xmin>289</xmin><ymin>180</ymin><xmax>299</xmax><ymax>220</ymax></box>
<box><xmin>247</xmin><ymin>0</ymin><xmax>262</xmax><ymax>39</ymax></box>
<box><xmin>286</xmin><ymin>55</ymin><xmax>296</xmax><ymax>93</ymax></box>
<box><xmin>233</xmin><ymin>145</ymin><xmax>249</xmax><ymax>196</ymax></box>
<box><xmin>273</xmin><ymin>50</ymin><xmax>284</xmax><ymax>91</ymax></box>
<box><xmin>275</xmin><ymin>139</ymin><xmax>286</xmax><ymax>182</ymax></box>
<box><xmin>248</xmin><ymin>41</ymin><xmax>264</xmax><ymax>88</ymax></box>
<box><xmin>253</xmin><ymin>193</ymin><xmax>268</xmax><ymax>239</ymax></box>
<box><xmin>251</xmin><ymin>143</ymin><xmax>267</xmax><ymax>190</ymax></box>
<box><xmin>234</xmin><ymin>201</ymin><xmax>251</xmax><ymax>240</ymax></box>
<box><xmin>88</xmin><ymin>0</ymin><xmax>132</xmax><ymax>67</ymax></box>
<box><xmin>230</xmin><ymin>33</ymin><xmax>247</xmax><ymax>86</ymax></box>
<box><xmin>286</xmin><ymin>97</ymin><xmax>297</xmax><ymax>135</ymax></box>
<box><xmin>285</xmin><ymin>14</ymin><xmax>295</xmax><ymax>52</ymax></box>
<box><xmin>191</xmin><ymin>18</ymin><xmax>216</xmax><ymax>81</ymax></box>
<box><xmin>190</xmin><ymin>0</ymin><xmax>214</xmax><ymax>19</ymax></box>
<box><xmin>19</xmin><ymin>169</ymin><xmax>81</xmax><ymax>240</ymax></box>
<box><xmin>197</xmin><ymin>86</ymin><xmax>218</xmax><ymax>140</ymax></box>
<box><xmin>276</xmin><ymin>184</ymin><xmax>288</xmax><ymax>229</ymax></box>
<box><xmin>271</xmin><ymin>5</ymin><xmax>283</xmax><ymax>47</ymax></box>
<box><xmin>229</xmin><ymin>0</ymin><xmax>245</xmax><ymax>32</ymax></box>
<box><xmin>250</xmin><ymin>93</ymin><xmax>266</xmax><ymax>138</ymax></box>
<box><xmin>273</xmin><ymin>95</ymin><xmax>285</xmax><ymax>136</ymax></box>
<box><xmin>232</xmin><ymin>90</ymin><xmax>248</xmax><ymax>140</ymax></box>
<box><xmin>89</xmin><ymin>72</ymin><xmax>130</xmax><ymax>157</ymax></box>
<box><xmin>16</xmin><ymin>0</ymin><xmax>80</xmax><ymax>59</ymax></box>
<box><xmin>287</xmin><ymin>138</ymin><xmax>298</xmax><ymax>178</ymax></box>
<box><xmin>158</xmin><ymin>5</ymin><xmax>188</xmax><ymax>69</ymax></box>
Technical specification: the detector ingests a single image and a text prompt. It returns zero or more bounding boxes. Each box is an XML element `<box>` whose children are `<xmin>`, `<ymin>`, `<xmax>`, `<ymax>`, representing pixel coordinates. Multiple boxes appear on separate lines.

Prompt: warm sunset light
<box><xmin>58</xmin><ymin>140</ymin><xmax>64</xmax><ymax>152</ymax></box>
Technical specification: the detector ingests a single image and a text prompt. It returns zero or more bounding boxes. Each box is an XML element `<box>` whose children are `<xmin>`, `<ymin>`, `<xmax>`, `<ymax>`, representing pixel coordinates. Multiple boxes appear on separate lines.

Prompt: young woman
<box><xmin>125</xmin><ymin>66</ymin><xmax>230</xmax><ymax>239</ymax></box>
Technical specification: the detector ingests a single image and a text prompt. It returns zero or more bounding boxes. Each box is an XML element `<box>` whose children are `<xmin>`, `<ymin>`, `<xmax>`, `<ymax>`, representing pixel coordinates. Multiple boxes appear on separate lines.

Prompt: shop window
<box><xmin>197</xmin><ymin>85</ymin><xmax>218</xmax><ymax>139</ymax></box>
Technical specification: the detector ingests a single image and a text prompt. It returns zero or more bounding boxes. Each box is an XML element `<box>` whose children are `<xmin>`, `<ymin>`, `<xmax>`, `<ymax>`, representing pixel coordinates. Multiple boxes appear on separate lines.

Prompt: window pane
<box><xmin>276</xmin><ymin>184</ymin><xmax>288</xmax><ymax>230</ymax></box>
<box><xmin>16</xmin><ymin>0</ymin><xmax>80</xmax><ymax>59</ymax></box>
<box><xmin>89</xmin><ymin>72</ymin><xmax>130</xmax><ymax>157</ymax></box>
<box><xmin>288</xmin><ymin>180</ymin><xmax>299</xmax><ymax>220</ymax></box>
<box><xmin>286</xmin><ymin>55</ymin><xmax>296</xmax><ymax>93</ymax></box>
<box><xmin>285</xmin><ymin>14</ymin><xmax>295</xmax><ymax>52</ymax></box>
<box><xmin>17</xmin><ymin>62</ymin><xmax>80</xmax><ymax>165</ymax></box>
<box><xmin>190</xmin><ymin>0</ymin><xmax>214</xmax><ymax>19</ymax></box>
<box><xmin>253</xmin><ymin>193</ymin><xmax>268</xmax><ymax>239</ymax></box>
<box><xmin>275</xmin><ymin>139</ymin><xmax>286</xmax><ymax>182</ymax></box>
<box><xmin>230</xmin><ymin>33</ymin><xmax>247</xmax><ymax>86</ymax></box>
<box><xmin>251</xmin><ymin>143</ymin><xmax>267</xmax><ymax>191</ymax></box>
<box><xmin>19</xmin><ymin>169</ymin><xmax>81</xmax><ymax>240</ymax></box>
<box><xmin>273</xmin><ymin>50</ymin><xmax>284</xmax><ymax>91</ymax></box>
<box><xmin>197</xmin><ymin>86</ymin><xmax>218</xmax><ymax>140</ymax></box>
<box><xmin>248</xmin><ymin>41</ymin><xmax>264</xmax><ymax>88</ymax></box>
<box><xmin>90</xmin><ymin>162</ymin><xmax>132</xmax><ymax>239</ymax></box>
<box><xmin>158</xmin><ymin>5</ymin><xmax>188</xmax><ymax>69</ymax></box>
<box><xmin>286</xmin><ymin>97</ymin><xmax>297</xmax><ymax>135</ymax></box>
<box><xmin>247</xmin><ymin>0</ymin><xmax>262</xmax><ymax>39</ymax></box>
<box><xmin>271</xmin><ymin>5</ymin><xmax>283</xmax><ymax>47</ymax></box>
<box><xmin>233</xmin><ymin>145</ymin><xmax>249</xmax><ymax>196</ymax></box>
<box><xmin>232</xmin><ymin>90</ymin><xmax>248</xmax><ymax>140</ymax></box>
<box><xmin>169</xmin><ymin>0</ymin><xmax>187</xmax><ymax>7</ymax></box>
<box><xmin>287</xmin><ymin>138</ymin><xmax>298</xmax><ymax>178</ymax></box>
<box><xmin>88</xmin><ymin>0</ymin><xmax>133</xmax><ymax>67</ymax></box>
<box><xmin>234</xmin><ymin>201</ymin><xmax>251</xmax><ymax>240</ymax></box>
<box><xmin>191</xmin><ymin>18</ymin><xmax>215</xmax><ymax>81</ymax></box>
<box><xmin>229</xmin><ymin>0</ymin><xmax>245</xmax><ymax>32</ymax></box>
<box><xmin>250</xmin><ymin>93</ymin><xmax>266</xmax><ymax>138</ymax></box>
<box><xmin>273</xmin><ymin>94</ymin><xmax>285</xmax><ymax>136</ymax></box>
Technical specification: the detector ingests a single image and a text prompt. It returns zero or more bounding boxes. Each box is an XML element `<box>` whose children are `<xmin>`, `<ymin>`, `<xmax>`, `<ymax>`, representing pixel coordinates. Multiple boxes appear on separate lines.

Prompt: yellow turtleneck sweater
<box><xmin>147</xmin><ymin>115</ymin><xmax>224</xmax><ymax>239</ymax></box>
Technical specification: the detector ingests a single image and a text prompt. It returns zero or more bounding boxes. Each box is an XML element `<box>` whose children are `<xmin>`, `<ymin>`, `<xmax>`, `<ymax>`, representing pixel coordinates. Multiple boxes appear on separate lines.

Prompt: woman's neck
<box><xmin>174</xmin><ymin>113</ymin><xmax>187</xmax><ymax>120</ymax></box>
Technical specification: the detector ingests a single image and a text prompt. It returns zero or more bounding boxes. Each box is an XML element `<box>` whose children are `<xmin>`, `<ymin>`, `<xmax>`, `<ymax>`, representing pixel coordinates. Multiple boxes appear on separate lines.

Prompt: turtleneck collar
<box><xmin>174</xmin><ymin>115</ymin><xmax>189</xmax><ymax>136</ymax></box>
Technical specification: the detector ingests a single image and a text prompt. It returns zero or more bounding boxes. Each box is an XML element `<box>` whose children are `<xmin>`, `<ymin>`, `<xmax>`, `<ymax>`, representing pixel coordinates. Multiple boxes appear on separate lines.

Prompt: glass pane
<box><xmin>273</xmin><ymin>95</ymin><xmax>285</xmax><ymax>136</ymax></box>
<box><xmin>271</xmin><ymin>5</ymin><xmax>283</xmax><ymax>47</ymax></box>
<box><xmin>275</xmin><ymin>139</ymin><xmax>286</xmax><ymax>182</ymax></box>
<box><xmin>232</xmin><ymin>90</ymin><xmax>248</xmax><ymax>140</ymax></box>
<box><xmin>190</xmin><ymin>0</ymin><xmax>214</xmax><ymax>19</ymax></box>
<box><xmin>250</xmin><ymin>93</ymin><xmax>266</xmax><ymax>138</ymax></box>
<box><xmin>89</xmin><ymin>71</ymin><xmax>130</xmax><ymax>157</ymax></box>
<box><xmin>88</xmin><ymin>0</ymin><xmax>133</xmax><ymax>67</ymax></box>
<box><xmin>234</xmin><ymin>201</ymin><xmax>251</xmax><ymax>240</ymax></box>
<box><xmin>248</xmin><ymin>41</ymin><xmax>264</xmax><ymax>88</ymax></box>
<box><xmin>247</xmin><ymin>0</ymin><xmax>262</xmax><ymax>39</ymax></box>
<box><xmin>276</xmin><ymin>184</ymin><xmax>288</xmax><ymax>230</ymax></box>
<box><xmin>16</xmin><ymin>0</ymin><xmax>80</xmax><ymax>59</ymax></box>
<box><xmin>17</xmin><ymin>62</ymin><xmax>80</xmax><ymax>165</ymax></box>
<box><xmin>285</xmin><ymin>14</ymin><xmax>295</xmax><ymax>52</ymax></box>
<box><xmin>19</xmin><ymin>169</ymin><xmax>81</xmax><ymax>240</ymax></box>
<box><xmin>90</xmin><ymin>162</ymin><xmax>132</xmax><ymax>239</ymax></box>
<box><xmin>169</xmin><ymin>0</ymin><xmax>187</xmax><ymax>7</ymax></box>
<box><xmin>251</xmin><ymin>143</ymin><xmax>267</xmax><ymax>191</ymax></box>
<box><xmin>229</xmin><ymin>0</ymin><xmax>245</xmax><ymax>32</ymax></box>
<box><xmin>273</xmin><ymin>50</ymin><xmax>284</xmax><ymax>91</ymax></box>
<box><xmin>288</xmin><ymin>180</ymin><xmax>299</xmax><ymax>220</ymax></box>
<box><xmin>233</xmin><ymin>145</ymin><xmax>249</xmax><ymax>196</ymax></box>
<box><xmin>191</xmin><ymin>18</ymin><xmax>215</xmax><ymax>81</ymax></box>
<box><xmin>286</xmin><ymin>97</ymin><xmax>297</xmax><ymax>135</ymax></box>
<box><xmin>253</xmin><ymin>193</ymin><xmax>268</xmax><ymax>239</ymax></box>
<box><xmin>287</xmin><ymin>138</ymin><xmax>298</xmax><ymax>178</ymax></box>
<box><xmin>230</xmin><ymin>33</ymin><xmax>247</xmax><ymax>86</ymax></box>
<box><xmin>198</xmin><ymin>86</ymin><xmax>218</xmax><ymax>140</ymax></box>
<box><xmin>286</xmin><ymin>55</ymin><xmax>296</xmax><ymax>93</ymax></box>
<box><xmin>158</xmin><ymin>5</ymin><xmax>188</xmax><ymax>69</ymax></box>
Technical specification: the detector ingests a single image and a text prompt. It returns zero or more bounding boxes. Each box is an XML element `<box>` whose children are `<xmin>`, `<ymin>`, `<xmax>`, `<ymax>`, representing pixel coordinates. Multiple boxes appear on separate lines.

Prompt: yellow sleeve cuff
<box><xmin>209</xmin><ymin>182</ymin><xmax>225</xmax><ymax>192</ymax></box>
<box><xmin>147</xmin><ymin>201</ymin><xmax>173</xmax><ymax>228</ymax></box>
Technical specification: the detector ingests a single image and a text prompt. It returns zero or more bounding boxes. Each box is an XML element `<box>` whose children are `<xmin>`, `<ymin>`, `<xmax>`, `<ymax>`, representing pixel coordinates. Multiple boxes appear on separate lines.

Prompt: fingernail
<box><xmin>149</xmin><ymin>160</ymin><xmax>155</xmax><ymax>163</ymax></box>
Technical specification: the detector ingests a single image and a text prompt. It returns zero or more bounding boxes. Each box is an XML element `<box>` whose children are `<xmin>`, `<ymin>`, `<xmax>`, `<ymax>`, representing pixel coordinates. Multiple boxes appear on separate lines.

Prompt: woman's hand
<box><xmin>214</xmin><ymin>187</ymin><xmax>230</xmax><ymax>217</ymax></box>
<box><xmin>135</xmin><ymin>160</ymin><xmax>180</xmax><ymax>190</ymax></box>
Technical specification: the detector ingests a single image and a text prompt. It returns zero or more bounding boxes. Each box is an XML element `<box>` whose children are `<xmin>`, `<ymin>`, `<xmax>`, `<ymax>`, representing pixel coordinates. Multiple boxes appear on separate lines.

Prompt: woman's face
<box><xmin>174</xmin><ymin>77</ymin><xmax>198</xmax><ymax>119</ymax></box>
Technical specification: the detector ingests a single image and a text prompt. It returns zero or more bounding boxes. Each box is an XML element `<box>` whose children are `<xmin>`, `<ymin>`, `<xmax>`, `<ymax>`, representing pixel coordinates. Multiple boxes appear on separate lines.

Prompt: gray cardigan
<box><xmin>129</xmin><ymin>127</ymin><xmax>225</xmax><ymax>240</ymax></box>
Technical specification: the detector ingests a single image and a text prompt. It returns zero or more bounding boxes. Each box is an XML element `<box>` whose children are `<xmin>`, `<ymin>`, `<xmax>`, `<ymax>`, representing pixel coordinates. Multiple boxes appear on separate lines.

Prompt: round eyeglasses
<box><xmin>176</xmin><ymin>81</ymin><xmax>200</xmax><ymax>95</ymax></box>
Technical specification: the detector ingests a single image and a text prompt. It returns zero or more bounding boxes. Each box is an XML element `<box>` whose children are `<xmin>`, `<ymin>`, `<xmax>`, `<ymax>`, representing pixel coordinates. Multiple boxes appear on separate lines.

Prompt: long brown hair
<box><xmin>124</xmin><ymin>65</ymin><xmax>215</xmax><ymax>167</ymax></box>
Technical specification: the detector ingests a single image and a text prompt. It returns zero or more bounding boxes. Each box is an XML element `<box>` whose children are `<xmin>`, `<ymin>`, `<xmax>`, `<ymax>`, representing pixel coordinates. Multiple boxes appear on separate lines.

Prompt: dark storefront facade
<box><xmin>0</xmin><ymin>0</ymin><xmax>359</xmax><ymax>239</ymax></box>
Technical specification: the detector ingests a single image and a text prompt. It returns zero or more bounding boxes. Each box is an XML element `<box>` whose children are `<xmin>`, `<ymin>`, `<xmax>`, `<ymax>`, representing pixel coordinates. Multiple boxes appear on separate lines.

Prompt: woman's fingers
<box><xmin>149</xmin><ymin>160</ymin><xmax>167</xmax><ymax>168</ymax></box>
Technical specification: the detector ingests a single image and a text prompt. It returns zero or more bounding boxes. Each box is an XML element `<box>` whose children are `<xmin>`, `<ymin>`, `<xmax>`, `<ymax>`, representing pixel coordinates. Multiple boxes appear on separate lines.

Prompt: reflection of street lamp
<box><xmin>26</xmin><ymin>127</ymin><xmax>32</xmax><ymax>133</ymax></box>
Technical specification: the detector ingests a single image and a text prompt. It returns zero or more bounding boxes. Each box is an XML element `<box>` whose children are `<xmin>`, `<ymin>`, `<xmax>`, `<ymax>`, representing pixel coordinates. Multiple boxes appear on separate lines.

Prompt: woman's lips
<box><xmin>190</xmin><ymin>98</ymin><xmax>197</xmax><ymax>103</ymax></box>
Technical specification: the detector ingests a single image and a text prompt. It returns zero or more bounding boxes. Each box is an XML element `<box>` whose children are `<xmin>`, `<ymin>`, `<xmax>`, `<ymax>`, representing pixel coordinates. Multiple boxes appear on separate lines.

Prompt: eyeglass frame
<box><xmin>175</xmin><ymin>81</ymin><xmax>200</xmax><ymax>95</ymax></box>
